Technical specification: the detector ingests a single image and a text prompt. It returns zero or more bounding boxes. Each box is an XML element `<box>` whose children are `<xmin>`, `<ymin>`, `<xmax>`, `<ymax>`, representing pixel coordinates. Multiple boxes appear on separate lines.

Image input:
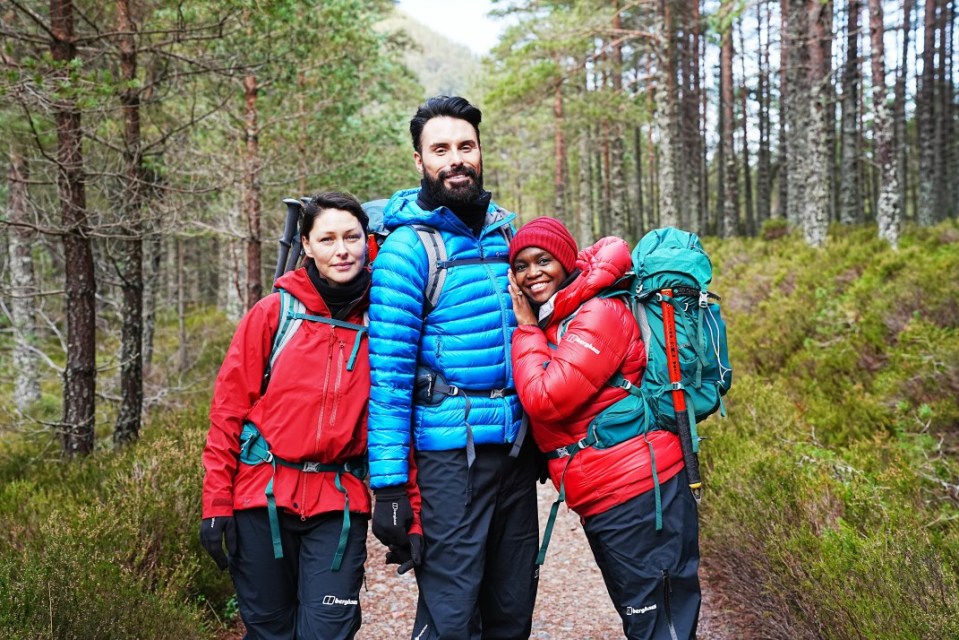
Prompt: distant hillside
<box><xmin>385</xmin><ymin>11</ymin><xmax>483</xmax><ymax>99</ymax></box>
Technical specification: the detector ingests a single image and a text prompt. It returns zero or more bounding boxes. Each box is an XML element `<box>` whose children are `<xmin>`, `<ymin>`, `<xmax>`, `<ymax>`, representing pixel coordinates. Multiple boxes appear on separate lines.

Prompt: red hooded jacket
<box><xmin>511</xmin><ymin>237</ymin><xmax>684</xmax><ymax>518</ymax></box>
<box><xmin>202</xmin><ymin>267</ymin><xmax>374</xmax><ymax>520</ymax></box>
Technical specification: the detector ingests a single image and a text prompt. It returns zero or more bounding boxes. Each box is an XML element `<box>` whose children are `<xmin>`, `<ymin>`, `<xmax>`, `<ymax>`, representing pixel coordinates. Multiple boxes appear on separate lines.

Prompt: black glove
<box><xmin>199</xmin><ymin>516</ymin><xmax>237</xmax><ymax>571</ymax></box>
<box><xmin>372</xmin><ymin>486</ymin><xmax>413</xmax><ymax>548</ymax></box>
<box><xmin>385</xmin><ymin>533</ymin><xmax>424</xmax><ymax>575</ymax></box>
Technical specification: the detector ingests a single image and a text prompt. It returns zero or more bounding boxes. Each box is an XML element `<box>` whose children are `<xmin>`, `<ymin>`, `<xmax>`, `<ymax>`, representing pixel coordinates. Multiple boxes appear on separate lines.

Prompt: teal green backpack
<box><xmin>537</xmin><ymin>228</ymin><xmax>731</xmax><ymax>564</ymax></box>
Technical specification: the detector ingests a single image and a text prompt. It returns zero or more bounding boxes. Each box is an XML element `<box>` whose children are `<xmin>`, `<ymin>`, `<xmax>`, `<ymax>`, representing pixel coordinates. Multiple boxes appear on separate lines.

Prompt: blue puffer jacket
<box><xmin>367</xmin><ymin>188</ymin><xmax>523</xmax><ymax>489</ymax></box>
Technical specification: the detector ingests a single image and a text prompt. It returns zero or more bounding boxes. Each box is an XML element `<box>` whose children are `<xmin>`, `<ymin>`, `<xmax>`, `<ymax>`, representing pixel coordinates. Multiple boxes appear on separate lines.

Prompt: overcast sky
<box><xmin>395</xmin><ymin>0</ymin><xmax>509</xmax><ymax>55</ymax></box>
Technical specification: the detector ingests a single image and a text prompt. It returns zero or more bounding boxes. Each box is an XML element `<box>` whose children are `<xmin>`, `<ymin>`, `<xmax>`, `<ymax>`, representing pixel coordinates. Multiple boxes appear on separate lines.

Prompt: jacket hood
<box><xmin>382</xmin><ymin>187</ymin><xmax>514</xmax><ymax>236</ymax></box>
<box><xmin>273</xmin><ymin>268</ymin><xmax>327</xmax><ymax>313</ymax></box>
<box><xmin>550</xmin><ymin>236</ymin><xmax>632</xmax><ymax>321</ymax></box>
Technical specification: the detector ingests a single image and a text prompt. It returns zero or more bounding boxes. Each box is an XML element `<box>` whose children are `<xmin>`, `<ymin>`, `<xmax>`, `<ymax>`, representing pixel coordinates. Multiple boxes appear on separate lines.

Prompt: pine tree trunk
<box><xmin>894</xmin><ymin>0</ymin><xmax>914</xmax><ymax>221</ymax></box>
<box><xmin>839</xmin><ymin>0</ymin><xmax>863</xmax><ymax>225</ymax></box>
<box><xmin>243</xmin><ymin>71</ymin><xmax>263</xmax><ymax>309</ymax></box>
<box><xmin>868</xmin><ymin>0</ymin><xmax>901</xmax><ymax>246</ymax></box>
<box><xmin>778</xmin><ymin>0</ymin><xmax>790</xmax><ymax>220</ymax></box>
<box><xmin>608</xmin><ymin>8</ymin><xmax>628</xmax><ymax>238</ymax></box>
<box><xmin>600</xmin><ymin>118</ymin><xmax>612</xmax><ymax>236</ymax></box>
<box><xmin>51</xmin><ymin>0</ymin><xmax>96</xmax><ymax>457</ymax></box>
<box><xmin>634</xmin><ymin>125</ymin><xmax>645</xmax><ymax>235</ymax></box>
<box><xmin>658</xmin><ymin>2</ymin><xmax>680</xmax><ymax>228</ymax></box>
<box><xmin>683</xmin><ymin>1</ymin><xmax>704</xmax><ymax>233</ymax></box>
<box><xmin>738</xmin><ymin>18</ymin><xmax>755</xmax><ymax>236</ymax></box>
<box><xmin>177</xmin><ymin>238</ymin><xmax>189</xmax><ymax>373</ymax></box>
<box><xmin>7</xmin><ymin>151</ymin><xmax>41</xmax><ymax>410</ymax></box>
<box><xmin>552</xmin><ymin>72</ymin><xmax>568</xmax><ymax>221</ymax></box>
<box><xmin>716</xmin><ymin>59</ymin><xmax>726</xmax><ymax>235</ymax></box>
<box><xmin>917</xmin><ymin>0</ymin><xmax>938</xmax><ymax>225</ymax></box>
<box><xmin>113</xmin><ymin>0</ymin><xmax>144</xmax><ymax>445</ymax></box>
<box><xmin>821</xmin><ymin>1</ymin><xmax>838</xmax><ymax>222</ymax></box>
<box><xmin>721</xmin><ymin>10</ymin><xmax>739</xmax><ymax>238</ymax></box>
<box><xmin>784</xmin><ymin>0</ymin><xmax>809</xmax><ymax>228</ymax></box>
<box><xmin>141</xmin><ymin>234</ymin><xmax>162</xmax><ymax>372</ymax></box>
<box><xmin>756</xmin><ymin>0</ymin><xmax>773</xmax><ymax>226</ymax></box>
<box><xmin>938</xmin><ymin>0</ymin><xmax>955</xmax><ymax>219</ymax></box>
<box><xmin>696</xmin><ymin>0</ymin><xmax>709</xmax><ymax>231</ymax></box>
<box><xmin>576</xmin><ymin>62</ymin><xmax>594</xmax><ymax>247</ymax></box>
<box><xmin>578</xmin><ymin>131</ymin><xmax>593</xmax><ymax>246</ymax></box>
<box><xmin>645</xmin><ymin>52</ymin><xmax>660</xmax><ymax>229</ymax></box>
<box><xmin>802</xmin><ymin>0</ymin><xmax>832</xmax><ymax>247</ymax></box>
<box><xmin>633</xmin><ymin>124</ymin><xmax>649</xmax><ymax>237</ymax></box>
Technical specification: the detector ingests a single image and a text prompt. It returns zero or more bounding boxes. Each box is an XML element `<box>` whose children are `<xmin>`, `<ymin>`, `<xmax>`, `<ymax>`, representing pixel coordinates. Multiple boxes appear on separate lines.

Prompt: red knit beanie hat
<box><xmin>509</xmin><ymin>217</ymin><xmax>578</xmax><ymax>274</ymax></box>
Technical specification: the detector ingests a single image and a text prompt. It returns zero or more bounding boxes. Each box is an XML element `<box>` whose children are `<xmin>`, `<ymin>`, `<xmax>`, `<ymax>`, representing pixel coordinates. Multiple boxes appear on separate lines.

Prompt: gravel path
<box><xmin>357</xmin><ymin>483</ymin><xmax>732</xmax><ymax>639</ymax></box>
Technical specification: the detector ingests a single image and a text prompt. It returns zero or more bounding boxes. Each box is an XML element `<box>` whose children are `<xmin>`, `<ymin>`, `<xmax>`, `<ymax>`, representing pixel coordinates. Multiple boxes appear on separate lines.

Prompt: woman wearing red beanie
<box><xmin>508</xmin><ymin>217</ymin><xmax>701</xmax><ymax>640</ymax></box>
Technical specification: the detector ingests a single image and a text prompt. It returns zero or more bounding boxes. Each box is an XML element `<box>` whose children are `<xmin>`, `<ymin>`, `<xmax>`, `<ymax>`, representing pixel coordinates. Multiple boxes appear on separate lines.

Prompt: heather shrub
<box><xmin>700</xmin><ymin>220</ymin><xmax>959</xmax><ymax>639</ymax></box>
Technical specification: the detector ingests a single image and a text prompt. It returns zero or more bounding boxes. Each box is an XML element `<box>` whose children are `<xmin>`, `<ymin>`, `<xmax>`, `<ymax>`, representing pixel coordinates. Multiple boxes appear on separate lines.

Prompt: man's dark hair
<box><xmin>410</xmin><ymin>96</ymin><xmax>482</xmax><ymax>153</ymax></box>
<box><xmin>300</xmin><ymin>191</ymin><xmax>369</xmax><ymax>238</ymax></box>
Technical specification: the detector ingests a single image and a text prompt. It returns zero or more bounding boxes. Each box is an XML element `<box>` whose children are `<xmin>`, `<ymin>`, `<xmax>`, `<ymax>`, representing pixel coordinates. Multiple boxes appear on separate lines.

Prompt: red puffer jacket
<box><xmin>202</xmin><ymin>267</ymin><xmax>373</xmax><ymax>520</ymax></box>
<box><xmin>512</xmin><ymin>237</ymin><xmax>684</xmax><ymax>518</ymax></box>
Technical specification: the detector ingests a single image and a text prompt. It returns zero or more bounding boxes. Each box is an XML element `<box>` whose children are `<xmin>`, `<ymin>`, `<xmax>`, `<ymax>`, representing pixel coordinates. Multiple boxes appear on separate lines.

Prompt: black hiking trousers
<box><xmin>582</xmin><ymin>468</ymin><xmax>701</xmax><ymax>640</ymax></box>
<box><xmin>410</xmin><ymin>440</ymin><xmax>540</xmax><ymax>640</ymax></box>
<box><xmin>229</xmin><ymin>508</ymin><xmax>368</xmax><ymax>640</ymax></box>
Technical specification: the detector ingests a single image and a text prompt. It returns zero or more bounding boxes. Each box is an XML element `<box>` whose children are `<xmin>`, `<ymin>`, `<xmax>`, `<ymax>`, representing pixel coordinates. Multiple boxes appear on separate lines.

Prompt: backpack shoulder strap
<box><xmin>411</xmin><ymin>224</ymin><xmax>448</xmax><ymax>317</ymax></box>
<box><xmin>262</xmin><ymin>289</ymin><xmax>305</xmax><ymax>392</ymax></box>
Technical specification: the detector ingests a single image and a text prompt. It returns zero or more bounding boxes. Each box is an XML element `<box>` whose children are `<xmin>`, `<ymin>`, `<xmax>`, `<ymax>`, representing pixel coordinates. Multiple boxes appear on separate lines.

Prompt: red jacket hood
<box><xmin>551</xmin><ymin>236</ymin><xmax>632</xmax><ymax>322</ymax></box>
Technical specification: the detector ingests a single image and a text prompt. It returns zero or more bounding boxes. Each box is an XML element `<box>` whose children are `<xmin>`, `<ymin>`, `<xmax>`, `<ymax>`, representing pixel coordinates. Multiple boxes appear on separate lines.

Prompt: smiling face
<box><xmin>301</xmin><ymin>208</ymin><xmax>367</xmax><ymax>286</ymax></box>
<box><xmin>414</xmin><ymin>116</ymin><xmax>484</xmax><ymax>206</ymax></box>
<box><xmin>511</xmin><ymin>246</ymin><xmax>569</xmax><ymax>304</ymax></box>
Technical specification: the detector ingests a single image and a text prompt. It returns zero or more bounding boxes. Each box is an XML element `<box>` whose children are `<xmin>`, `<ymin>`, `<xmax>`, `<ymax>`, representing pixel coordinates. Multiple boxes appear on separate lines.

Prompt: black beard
<box><xmin>423</xmin><ymin>164</ymin><xmax>484</xmax><ymax>207</ymax></box>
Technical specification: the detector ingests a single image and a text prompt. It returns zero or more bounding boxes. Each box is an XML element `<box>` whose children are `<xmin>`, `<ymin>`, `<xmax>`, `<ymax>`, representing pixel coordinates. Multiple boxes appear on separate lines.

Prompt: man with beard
<box><xmin>367</xmin><ymin>96</ymin><xmax>539</xmax><ymax>639</ymax></box>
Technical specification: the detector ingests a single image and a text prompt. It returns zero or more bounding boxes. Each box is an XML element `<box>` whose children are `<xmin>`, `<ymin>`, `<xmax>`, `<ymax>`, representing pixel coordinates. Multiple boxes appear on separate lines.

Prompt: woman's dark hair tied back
<box><xmin>300</xmin><ymin>191</ymin><xmax>370</xmax><ymax>238</ymax></box>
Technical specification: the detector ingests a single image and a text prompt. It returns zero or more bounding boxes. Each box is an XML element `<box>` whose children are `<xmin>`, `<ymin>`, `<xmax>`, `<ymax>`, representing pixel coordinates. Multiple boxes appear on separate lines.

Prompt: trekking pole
<box><xmin>661</xmin><ymin>288</ymin><xmax>703</xmax><ymax>501</ymax></box>
<box><xmin>274</xmin><ymin>198</ymin><xmax>302</xmax><ymax>291</ymax></box>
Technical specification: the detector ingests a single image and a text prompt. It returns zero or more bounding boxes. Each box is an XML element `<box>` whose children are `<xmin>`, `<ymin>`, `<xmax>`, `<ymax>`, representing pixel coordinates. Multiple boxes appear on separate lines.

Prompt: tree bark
<box><xmin>894</xmin><ymin>0</ymin><xmax>914</xmax><ymax>221</ymax></box>
<box><xmin>868</xmin><ymin>0</ymin><xmax>901</xmax><ymax>247</ymax></box>
<box><xmin>634</xmin><ymin>124</ymin><xmax>645</xmax><ymax>235</ymax></box>
<box><xmin>141</xmin><ymin>234</ymin><xmax>162</xmax><ymax>372</ymax></box>
<box><xmin>577</xmin><ymin>128</ymin><xmax>594</xmax><ymax>247</ymax></box>
<box><xmin>938</xmin><ymin>0</ymin><xmax>955</xmax><ymax>219</ymax></box>
<box><xmin>778</xmin><ymin>0</ymin><xmax>789</xmax><ymax>220</ymax></box>
<box><xmin>695</xmin><ymin>0</ymin><xmax>709</xmax><ymax>231</ymax></box>
<box><xmin>657</xmin><ymin>1</ymin><xmax>680</xmax><ymax>228</ymax></box>
<box><xmin>243</xmin><ymin>71</ymin><xmax>263</xmax><ymax>309</ymax></box>
<box><xmin>803</xmin><ymin>0</ymin><xmax>831</xmax><ymax>246</ymax></box>
<box><xmin>839</xmin><ymin>0</ymin><xmax>862</xmax><ymax>225</ymax></box>
<box><xmin>177</xmin><ymin>237</ymin><xmax>189</xmax><ymax>373</ymax></box>
<box><xmin>552</xmin><ymin>70</ymin><xmax>568</xmax><ymax>221</ymax></box>
<box><xmin>113</xmin><ymin>0</ymin><xmax>144</xmax><ymax>445</ymax></box>
<box><xmin>738</xmin><ymin>17</ymin><xmax>755</xmax><ymax>236</ymax></box>
<box><xmin>7</xmin><ymin>151</ymin><xmax>41</xmax><ymax>410</ymax></box>
<box><xmin>756</xmin><ymin>0</ymin><xmax>773</xmax><ymax>227</ymax></box>
<box><xmin>608</xmin><ymin>6</ymin><xmax>627</xmax><ymax>238</ymax></box>
<box><xmin>576</xmin><ymin>63</ymin><xmax>594</xmax><ymax>247</ymax></box>
<box><xmin>51</xmin><ymin>0</ymin><xmax>97</xmax><ymax>457</ymax></box>
<box><xmin>721</xmin><ymin>7</ymin><xmax>739</xmax><ymax>238</ymax></box>
<box><xmin>682</xmin><ymin>1</ymin><xmax>704</xmax><ymax>233</ymax></box>
<box><xmin>783</xmin><ymin>0</ymin><xmax>808</xmax><ymax>227</ymax></box>
<box><xmin>917</xmin><ymin>0</ymin><xmax>938</xmax><ymax>225</ymax></box>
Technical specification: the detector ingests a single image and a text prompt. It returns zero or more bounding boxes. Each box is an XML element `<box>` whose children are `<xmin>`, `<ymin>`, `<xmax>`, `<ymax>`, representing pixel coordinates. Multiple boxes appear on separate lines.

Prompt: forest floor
<box><xmin>354</xmin><ymin>483</ymin><xmax>739</xmax><ymax>639</ymax></box>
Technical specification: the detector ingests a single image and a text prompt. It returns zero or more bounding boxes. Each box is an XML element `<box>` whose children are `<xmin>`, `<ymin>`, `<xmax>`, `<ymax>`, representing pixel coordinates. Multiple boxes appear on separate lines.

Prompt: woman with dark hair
<box><xmin>507</xmin><ymin>217</ymin><xmax>701</xmax><ymax>640</ymax></box>
<box><xmin>200</xmin><ymin>192</ymin><xmax>375</xmax><ymax>639</ymax></box>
